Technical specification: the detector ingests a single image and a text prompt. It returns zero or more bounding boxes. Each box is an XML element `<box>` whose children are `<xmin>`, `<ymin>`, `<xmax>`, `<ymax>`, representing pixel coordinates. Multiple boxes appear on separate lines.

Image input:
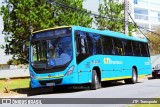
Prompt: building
<box><xmin>131</xmin><ymin>0</ymin><xmax>160</xmax><ymax>31</ymax></box>
<box><xmin>83</xmin><ymin>0</ymin><xmax>160</xmax><ymax>34</ymax></box>
<box><xmin>0</xmin><ymin>1</ymin><xmax>12</xmax><ymax>65</ymax></box>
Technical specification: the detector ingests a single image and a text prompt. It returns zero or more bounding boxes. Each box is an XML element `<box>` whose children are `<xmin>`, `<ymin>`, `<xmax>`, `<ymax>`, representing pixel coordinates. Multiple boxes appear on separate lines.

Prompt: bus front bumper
<box><xmin>30</xmin><ymin>73</ymin><xmax>79</xmax><ymax>88</ymax></box>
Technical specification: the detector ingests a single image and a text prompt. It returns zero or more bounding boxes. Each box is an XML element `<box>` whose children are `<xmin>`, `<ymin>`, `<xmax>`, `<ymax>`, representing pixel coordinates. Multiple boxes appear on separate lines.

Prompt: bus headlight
<box><xmin>65</xmin><ymin>65</ymin><xmax>74</xmax><ymax>76</ymax></box>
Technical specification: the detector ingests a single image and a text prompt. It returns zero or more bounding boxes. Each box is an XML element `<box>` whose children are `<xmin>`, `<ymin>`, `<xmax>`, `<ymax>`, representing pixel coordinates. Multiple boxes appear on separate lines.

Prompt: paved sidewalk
<box><xmin>0</xmin><ymin>69</ymin><xmax>29</xmax><ymax>79</ymax></box>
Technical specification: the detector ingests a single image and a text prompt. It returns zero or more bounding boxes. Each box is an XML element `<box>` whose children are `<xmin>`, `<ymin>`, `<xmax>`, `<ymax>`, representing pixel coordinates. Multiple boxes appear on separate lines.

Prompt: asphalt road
<box><xmin>1</xmin><ymin>78</ymin><xmax>160</xmax><ymax>107</ymax></box>
<box><xmin>30</xmin><ymin>78</ymin><xmax>160</xmax><ymax>98</ymax></box>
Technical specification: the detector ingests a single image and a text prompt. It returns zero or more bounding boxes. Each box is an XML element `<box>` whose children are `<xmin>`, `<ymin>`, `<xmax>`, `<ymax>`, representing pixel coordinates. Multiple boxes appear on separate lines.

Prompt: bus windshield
<box><xmin>31</xmin><ymin>35</ymin><xmax>72</xmax><ymax>69</ymax></box>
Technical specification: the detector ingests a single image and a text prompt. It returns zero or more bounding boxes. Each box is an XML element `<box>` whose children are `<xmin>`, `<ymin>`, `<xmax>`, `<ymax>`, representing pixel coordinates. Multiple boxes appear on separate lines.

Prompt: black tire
<box><xmin>90</xmin><ymin>70</ymin><xmax>101</xmax><ymax>90</ymax></box>
<box><xmin>125</xmin><ymin>68</ymin><xmax>137</xmax><ymax>84</ymax></box>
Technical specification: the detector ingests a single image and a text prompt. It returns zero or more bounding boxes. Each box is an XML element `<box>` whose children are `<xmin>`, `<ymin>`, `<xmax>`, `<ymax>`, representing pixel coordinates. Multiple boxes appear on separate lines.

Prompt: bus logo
<box><xmin>48</xmin><ymin>74</ymin><xmax>51</xmax><ymax>78</ymax></box>
<box><xmin>104</xmin><ymin>58</ymin><xmax>123</xmax><ymax>64</ymax></box>
<box><xmin>104</xmin><ymin>58</ymin><xmax>109</xmax><ymax>64</ymax></box>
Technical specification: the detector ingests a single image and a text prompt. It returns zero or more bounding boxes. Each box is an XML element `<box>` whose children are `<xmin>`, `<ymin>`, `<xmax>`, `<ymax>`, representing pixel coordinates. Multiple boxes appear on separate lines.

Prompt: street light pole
<box><xmin>124</xmin><ymin>0</ymin><xmax>128</xmax><ymax>35</ymax></box>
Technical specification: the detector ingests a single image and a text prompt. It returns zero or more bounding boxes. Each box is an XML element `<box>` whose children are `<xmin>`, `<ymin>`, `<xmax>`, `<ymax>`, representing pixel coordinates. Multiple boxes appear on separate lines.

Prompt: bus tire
<box><xmin>125</xmin><ymin>68</ymin><xmax>137</xmax><ymax>84</ymax></box>
<box><xmin>90</xmin><ymin>70</ymin><xmax>101</xmax><ymax>90</ymax></box>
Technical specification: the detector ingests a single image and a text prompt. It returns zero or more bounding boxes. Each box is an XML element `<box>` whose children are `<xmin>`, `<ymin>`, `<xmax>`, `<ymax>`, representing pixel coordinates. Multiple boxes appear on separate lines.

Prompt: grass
<box><xmin>0</xmin><ymin>78</ymin><xmax>30</xmax><ymax>93</ymax></box>
<box><xmin>0</xmin><ymin>78</ymin><xmax>54</xmax><ymax>97</ymax></box>
<box><xmin>129</xmin><ymin>104</ymin><xmax>160</xmax><ymax>107</ymax></box>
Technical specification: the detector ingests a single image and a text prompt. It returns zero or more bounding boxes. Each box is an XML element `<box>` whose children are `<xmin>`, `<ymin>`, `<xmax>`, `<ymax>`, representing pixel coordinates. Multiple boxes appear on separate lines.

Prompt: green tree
<box><xmin>0</xmin><ymin>0</ymin><xmax>56</xmax><ymax>64</ymax></box>
<box><xmin>147</xmin><ymin>28</ymin><xmax>160</xmax><ymax>54</ymax></box>
<box><xmin>0</xmin><ymin>0</ymin><xmax>92</xmax><ymax>64</ymax></box>
<box><xmin>53</xmin><ymin>0</ymin><xmax>92</xmax><ymax>27</ymax></box>
<box><xmin>95</xmin><ymin>0</ymin><xmax>136</xmax><ymax>36</ymax></box>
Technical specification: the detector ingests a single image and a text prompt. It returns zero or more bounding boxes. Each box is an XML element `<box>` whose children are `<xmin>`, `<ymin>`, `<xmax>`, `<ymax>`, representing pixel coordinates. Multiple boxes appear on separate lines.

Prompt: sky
<box><xmin>83</xmin><ymin>0</ymin><xmax>100</xmax><ymax>13</ymax></box>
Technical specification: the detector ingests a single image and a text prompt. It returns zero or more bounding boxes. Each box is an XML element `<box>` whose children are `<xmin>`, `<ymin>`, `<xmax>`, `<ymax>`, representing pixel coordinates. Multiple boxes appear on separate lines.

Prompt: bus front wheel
<box><xmin>90</xmin><ymin>70</ymin><xmax>101</xmax><ymax>90</ymax></box>
<box><xmin>125</xmin><ymin>68</ymin><xmax>137</xmax><ymax>84</ymax></box>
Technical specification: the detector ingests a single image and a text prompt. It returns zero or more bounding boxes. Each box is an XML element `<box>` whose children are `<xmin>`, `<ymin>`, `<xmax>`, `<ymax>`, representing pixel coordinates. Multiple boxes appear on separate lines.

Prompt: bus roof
<box><xmin>33</xmin><ymin>25</ymin><xmax>148</xmax><ymax>43</ymax></box>
<box><xmin>72</xmin><ymin>26</ymin><xmax>148</xmax><ymax>43</ymax></box>
<box><xmin>33</xmin><ymin>26</ymin><xmax>72</xmax><ymax>34</ymax></box>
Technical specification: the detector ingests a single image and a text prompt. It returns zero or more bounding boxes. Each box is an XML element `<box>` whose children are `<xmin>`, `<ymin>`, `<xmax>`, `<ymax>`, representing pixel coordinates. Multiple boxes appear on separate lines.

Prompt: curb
<box><xmin>0</xmin><ymin>76</ymin><xmax>30</xmax><ymax>80</ymax></box>
<box><xmin>0</xmin><ymin>94</ymin><xmax>28</xmax><ymax>98</ymax></box>
<box><xmin>138</xmin><ymin>75</ymin><xmax>152</xmax><ymax>82</ymax></box>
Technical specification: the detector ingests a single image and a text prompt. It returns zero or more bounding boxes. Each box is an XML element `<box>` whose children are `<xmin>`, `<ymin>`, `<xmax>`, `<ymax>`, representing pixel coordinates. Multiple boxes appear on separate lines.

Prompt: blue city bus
<box><xmin>29</xmin><ymin>26</ymin><xmax>152</xmax><ymax>90</ymax></box>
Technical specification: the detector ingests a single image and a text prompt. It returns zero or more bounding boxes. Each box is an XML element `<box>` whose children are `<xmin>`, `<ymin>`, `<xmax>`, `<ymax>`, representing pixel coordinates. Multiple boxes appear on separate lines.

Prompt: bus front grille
<box><xmin>38</xmin><ymin>79</ymin><xmax>63</xmax><ymax>85</ymax></box>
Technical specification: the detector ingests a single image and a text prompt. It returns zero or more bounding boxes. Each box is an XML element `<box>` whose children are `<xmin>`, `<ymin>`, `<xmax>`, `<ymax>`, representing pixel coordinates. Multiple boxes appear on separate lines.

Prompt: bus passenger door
<box><xmin>75</xmin><ymin>31</ymin><xmax>90</xmax><ymax>83</ymax></box>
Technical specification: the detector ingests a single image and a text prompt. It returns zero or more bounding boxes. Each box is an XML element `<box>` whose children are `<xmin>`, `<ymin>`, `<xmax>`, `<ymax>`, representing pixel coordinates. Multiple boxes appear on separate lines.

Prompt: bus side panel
<box><xmin>76</xmin><ymin>55</ymin><xmax>152</xmax><ymax>83</ymax></box>
<box><xmin>102</xmin><ymin>55</ymin><xmax>130</xmax><ymax>80</ymax></box>
<box><xmin>77</xmin><ymin>55</ymin><xmax>117</xmax><ymax>83</ymax></box>
<box><xmin>108</xmin><ymin>56</ymin><xmax>152</xmax><ymax>78</ymax></box>
<box><xmin>77</xmin><ymin>62</ymin><xmax>91</xmax><ymax>84</ymax></box>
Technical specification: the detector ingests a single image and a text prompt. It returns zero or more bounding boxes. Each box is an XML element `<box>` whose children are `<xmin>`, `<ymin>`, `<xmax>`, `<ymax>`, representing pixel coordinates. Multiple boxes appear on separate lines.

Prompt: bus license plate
<box><xmin>46</xmin><ymin>82</ymin><xmax>55</xmax><ymax>86</ymax></box>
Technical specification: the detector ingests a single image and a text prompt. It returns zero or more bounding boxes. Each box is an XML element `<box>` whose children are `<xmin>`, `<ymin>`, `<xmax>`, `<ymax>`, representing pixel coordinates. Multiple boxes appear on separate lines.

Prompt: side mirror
<box><xmin>22</xmin><ymin>41</ymin><xmax>29</xmax><ymax>62</ymax></box>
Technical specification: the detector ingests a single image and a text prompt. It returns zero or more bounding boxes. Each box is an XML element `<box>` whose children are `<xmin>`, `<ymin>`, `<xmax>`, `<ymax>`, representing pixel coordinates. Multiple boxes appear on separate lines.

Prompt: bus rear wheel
<box><xmin>90</xmin><ymin>70</ymin><xmax>101</xmax><ymax>90</ymax></box>
<box><xmin>125</xmin><ymin>68</ymin><xmax>137</xmax><ymax>84</ymax></box>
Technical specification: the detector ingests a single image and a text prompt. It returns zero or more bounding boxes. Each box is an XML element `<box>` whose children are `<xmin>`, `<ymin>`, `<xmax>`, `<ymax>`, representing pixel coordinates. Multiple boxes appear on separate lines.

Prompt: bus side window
<box><xmin>75</xmin><ymin>32</ymin><xmax>80</xmax><ymax>56</ymax></box>
<box><xmin>146</xmin><ymin>43</ymin><xmax>150</xmax><ymax>57</ymax></box>
<box><xmin>102</xmin><ymin>36</ymin><xmax>114</xmax><ymax>55</ymax></box>
<box><xmin>132</xmin><ymin>41</ymin><xmax>141</xmax><ymax>56</ymax></box>
<box><xmin>75</xmin><ymin>31</ymin><xmax>88</xmax><ymax>54</ymax></box>
<box><xmin>140</xmin><ymin>42</ymin><xmax>149</xmax><ymax>57</ymax></box>
<box><xmin>88</xmin><ymin>33</ymin><xmax>102</xmax><ymax>55</ymax></box>
<box><xmin>80</xmin><ymin>38</ymin><xmax>87</xmax><ymax>54</ymax></box>
<box><xmin>113</xmin><ymin>38</ymin><xmax>124</xmax><ymax>55</ymax></box>
<box><xmin>93</xmin><ymin>34</ymin><xmax>102</xmax><ymax>54</ymax></box>
<box><xmin>75</xmin><ymin>31</ymin><xmax>89</xmax><ymax>64</ymax></box>
<box><xmin>86</xmin><ymin>33</ymin><xmax>93</xmax><ymax>55</ymax></box>
<box><xmin>123</xmin><ymin>40</ymin><xmax>133</xmax><ymax>56</ymax></box>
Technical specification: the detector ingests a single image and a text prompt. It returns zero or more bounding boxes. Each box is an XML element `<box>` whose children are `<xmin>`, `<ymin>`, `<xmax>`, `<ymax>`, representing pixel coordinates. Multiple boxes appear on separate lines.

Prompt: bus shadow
<box><xmin>102</xmin><ymin>81</ymin><xmax>125</xmax><ymax>88</ymax></box>
<box><xmin>11</xmin><ymin>81</ymin><xmax>143</xmax><ymax>96</ymax></box>
<box><xmin>11</xmin><ymin>87</ymin><xmax>54</xmax><ymax>96</ymax></box>
<box><xmin>102</xmin><ymin>80</ymin><xmax>143</xmax><ymax>88</ymax></box>
<box><xmin>11</xmin><ymin>86</ymin><xmax>88</xmax><ymax>96</ymax></box>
